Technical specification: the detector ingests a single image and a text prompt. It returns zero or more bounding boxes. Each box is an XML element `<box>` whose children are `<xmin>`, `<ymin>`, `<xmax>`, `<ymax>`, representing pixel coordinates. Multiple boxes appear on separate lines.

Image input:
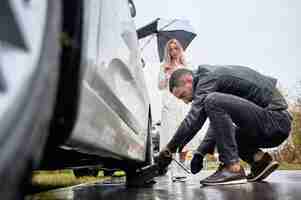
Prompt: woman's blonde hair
<box><xmin>163</xmin><ymin>38</ymin><xmax>187</xmax><ymax>66</ymax></box>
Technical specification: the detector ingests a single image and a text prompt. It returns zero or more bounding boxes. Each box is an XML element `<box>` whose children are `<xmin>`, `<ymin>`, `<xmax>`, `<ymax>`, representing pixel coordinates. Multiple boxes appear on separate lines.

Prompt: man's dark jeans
<box><xmin>196</xmin><ymin>92</ymin><xmax>292</xmax><ymax>165</ymax></box>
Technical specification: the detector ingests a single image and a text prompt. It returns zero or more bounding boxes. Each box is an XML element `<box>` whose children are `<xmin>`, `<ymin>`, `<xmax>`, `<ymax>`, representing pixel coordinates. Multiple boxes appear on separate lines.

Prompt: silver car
<box><xmin>0</xmin><ymin>0</ymin><xmax>152</xmax><ymax>199</ymax></box>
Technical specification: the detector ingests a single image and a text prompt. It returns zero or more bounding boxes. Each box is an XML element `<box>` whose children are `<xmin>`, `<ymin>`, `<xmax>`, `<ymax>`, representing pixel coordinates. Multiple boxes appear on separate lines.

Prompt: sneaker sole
<box><xmin>202</xmin><ymin>178</ymin><xmax>247</xmax><ymax>186</ymax></box>
<box><xmin>248</xmin><ymin>161</ymin><xmax>279</xmax><ymax>182</ymax></box>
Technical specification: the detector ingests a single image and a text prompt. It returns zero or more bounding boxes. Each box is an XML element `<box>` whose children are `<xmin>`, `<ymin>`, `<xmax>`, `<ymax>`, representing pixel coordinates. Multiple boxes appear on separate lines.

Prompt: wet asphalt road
<box><xmin>29</xmin><ymin>170</ymin><xmax>301</xmax><ymax>200</ymax></box>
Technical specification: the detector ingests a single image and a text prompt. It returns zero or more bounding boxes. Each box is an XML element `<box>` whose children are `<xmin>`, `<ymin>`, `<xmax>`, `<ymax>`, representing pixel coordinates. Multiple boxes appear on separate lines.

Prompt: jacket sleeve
<box><xmin>166</xmin><ymin>78</ymin><xmax>218</xmax><ymax>153</ymax></box>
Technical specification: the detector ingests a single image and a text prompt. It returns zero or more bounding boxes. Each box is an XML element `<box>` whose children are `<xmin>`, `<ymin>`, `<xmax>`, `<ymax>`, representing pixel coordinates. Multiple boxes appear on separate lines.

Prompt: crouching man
<box><xmin>158</xmin><ymin>65</ymin><xmax>292</xmax><ymax>185</ymax></box>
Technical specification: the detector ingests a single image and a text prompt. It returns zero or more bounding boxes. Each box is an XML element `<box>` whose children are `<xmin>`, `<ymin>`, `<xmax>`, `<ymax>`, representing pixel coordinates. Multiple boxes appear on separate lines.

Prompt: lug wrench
<box><xmin>172</xmin><ymin>157</ymin><xmax>191</xmax><ymax>174</ymax></box>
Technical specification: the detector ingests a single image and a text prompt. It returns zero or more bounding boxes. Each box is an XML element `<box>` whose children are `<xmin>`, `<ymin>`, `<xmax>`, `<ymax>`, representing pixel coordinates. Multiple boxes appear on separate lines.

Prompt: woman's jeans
<box><xmin>196</xmin><ymin>92</ymin><xmax>292</xmax><ymax>165</ymax></box>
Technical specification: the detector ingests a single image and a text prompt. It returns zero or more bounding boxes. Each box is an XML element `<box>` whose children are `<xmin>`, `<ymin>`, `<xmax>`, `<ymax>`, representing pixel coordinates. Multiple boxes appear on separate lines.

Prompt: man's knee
<box><xmin>204</xmin><ymin>92</ymin><xmax>224</xmax><ymax>111</ymax></box>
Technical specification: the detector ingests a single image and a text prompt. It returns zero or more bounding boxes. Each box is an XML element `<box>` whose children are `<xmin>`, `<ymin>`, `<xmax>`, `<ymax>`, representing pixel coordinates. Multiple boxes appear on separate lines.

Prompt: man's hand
<box><xmin>190</xmin><ymin>153</ymin><xmax>204</xmax><ymax>174</ymax></box>
<box><xmin>157</xmin><ymin>148</ymin><xmax>172</xmax><ymax>169</ymax></box>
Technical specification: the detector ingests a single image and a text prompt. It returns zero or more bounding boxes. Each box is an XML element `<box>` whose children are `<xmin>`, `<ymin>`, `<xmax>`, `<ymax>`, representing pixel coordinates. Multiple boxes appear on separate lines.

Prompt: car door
<box><xmin>66</xmin><ymin>0</ymin><xmax>150</xmax><ymax>162</ymax></box>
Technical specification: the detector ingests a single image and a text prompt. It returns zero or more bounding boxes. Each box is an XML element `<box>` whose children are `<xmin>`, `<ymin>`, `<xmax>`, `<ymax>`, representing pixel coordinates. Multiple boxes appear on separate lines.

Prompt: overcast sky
<box><xmin>134</xmin><ymin>0</ymin><xmax>300</xmax><ymax>121</ymax></box>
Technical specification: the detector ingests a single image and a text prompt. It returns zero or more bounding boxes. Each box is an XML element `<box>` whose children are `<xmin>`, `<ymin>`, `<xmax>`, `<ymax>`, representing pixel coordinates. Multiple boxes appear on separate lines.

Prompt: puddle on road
<box><xmin>27</xmin><ymin>176</ymin><xmax>126</xmax><ymax>200</ymax></box>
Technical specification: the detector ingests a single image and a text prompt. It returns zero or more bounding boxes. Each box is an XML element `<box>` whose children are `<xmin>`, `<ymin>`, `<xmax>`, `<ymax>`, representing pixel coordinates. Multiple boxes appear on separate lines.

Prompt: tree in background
<box><xmin>272</xmin><ymin>81</ymin><xmax>301</xmax><ymax>164</ymax></box>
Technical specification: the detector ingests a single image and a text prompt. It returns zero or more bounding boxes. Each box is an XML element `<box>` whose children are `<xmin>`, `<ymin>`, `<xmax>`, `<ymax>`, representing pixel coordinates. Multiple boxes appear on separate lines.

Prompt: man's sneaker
<box><xmin>247</xmin><ymin>152</ymin><xmax>279</xmax><ymax>182</ymax></box>
<box><xmin>200</xmin><ymin>164</ymin><xmax>247</xmax><ymax>186</ymax></box>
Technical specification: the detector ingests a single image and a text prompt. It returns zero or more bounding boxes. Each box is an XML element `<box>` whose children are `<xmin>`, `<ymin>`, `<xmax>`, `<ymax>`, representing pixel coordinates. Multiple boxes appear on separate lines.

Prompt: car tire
<box><xmin>73</xmin><ymin>168</ymin><xmax>99</xmax><ymax>178</ymax></box>
<box><xmin>0</xmin><ymin>1</ymin><xmax>61</xmax><ymax>199</ymax></box>
<box><xmin>103</xmin><ymin>169</ymin><xmax>115</xmax><ymax>177</ymax></box>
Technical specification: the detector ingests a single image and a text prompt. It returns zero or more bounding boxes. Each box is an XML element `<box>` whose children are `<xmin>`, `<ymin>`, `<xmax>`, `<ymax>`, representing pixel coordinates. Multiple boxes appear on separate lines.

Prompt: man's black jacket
<box><xmin>166</xmin><ymin>65</ymin><xmax>288</xmax><ymax>152</ymax></box>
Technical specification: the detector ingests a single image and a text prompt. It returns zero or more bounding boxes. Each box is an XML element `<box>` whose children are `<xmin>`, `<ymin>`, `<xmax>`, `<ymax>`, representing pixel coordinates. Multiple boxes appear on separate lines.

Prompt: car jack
<box><xmin>126</xmin><ymin>158</ymin><xmax>191</xmax><ymax>187</ymax></box>
<box><xmin>126</xmin><ymin>164</ymin><xmax>160</xmax><ymax>187</ymax></box>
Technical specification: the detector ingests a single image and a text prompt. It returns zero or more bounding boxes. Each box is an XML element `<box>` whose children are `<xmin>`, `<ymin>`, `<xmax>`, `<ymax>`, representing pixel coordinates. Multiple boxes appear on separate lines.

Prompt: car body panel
<box><xmin>64</xmin><ymin>0</ymin><xmax>150</xmax><ymax>162</ymax></box>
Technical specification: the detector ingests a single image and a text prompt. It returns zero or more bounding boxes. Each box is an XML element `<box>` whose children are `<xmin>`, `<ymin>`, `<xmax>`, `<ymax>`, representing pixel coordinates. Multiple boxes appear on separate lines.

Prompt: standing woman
<box><xmin>158</xmin><ymin>39</ymin><xmax>191</xmax><ymax>176</ymax></box>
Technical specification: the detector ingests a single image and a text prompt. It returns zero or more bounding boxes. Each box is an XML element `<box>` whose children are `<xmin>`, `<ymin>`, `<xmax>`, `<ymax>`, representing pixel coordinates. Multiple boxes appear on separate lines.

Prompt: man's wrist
<box><xmin>164</xmin><ymin>147</ymin><xmax>172</xmax><ymax>156</ymax></box>
<box><xmin>166</xmin><ymin>142</ymin><xmax>177</xmax><ymax>153</ymax></box>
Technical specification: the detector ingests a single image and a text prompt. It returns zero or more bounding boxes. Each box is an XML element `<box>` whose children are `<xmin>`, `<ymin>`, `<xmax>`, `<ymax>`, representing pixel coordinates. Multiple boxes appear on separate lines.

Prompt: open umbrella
<box><xmin>137</xmin><ymin>18</ymin><xmax>196</xmax><ymax>62</ymax></box>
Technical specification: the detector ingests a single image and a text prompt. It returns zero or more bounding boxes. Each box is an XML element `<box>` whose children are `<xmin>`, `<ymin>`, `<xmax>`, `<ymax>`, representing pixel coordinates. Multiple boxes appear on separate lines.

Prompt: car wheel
<box><xmin>103</xmin><ymin>169</ymin><xmax>115</xmax><ymax>177</ymax></box>
<box><xmin>73</xmin><ymin>168</ymin><xmax>99</xmax><ymax>178</ymax></box>
<box><xmin>0</xmin><ymin>1</ymin><xmax>61</xmax><ymax>199</ymax></box>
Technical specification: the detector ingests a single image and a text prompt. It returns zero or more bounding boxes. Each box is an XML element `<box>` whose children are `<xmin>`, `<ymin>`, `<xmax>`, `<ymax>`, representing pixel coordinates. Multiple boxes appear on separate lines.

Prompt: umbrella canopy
<box><xmin>137</xmin><ymin>18</ymin><xmax>196</xmax><ymax>62</ymax></box>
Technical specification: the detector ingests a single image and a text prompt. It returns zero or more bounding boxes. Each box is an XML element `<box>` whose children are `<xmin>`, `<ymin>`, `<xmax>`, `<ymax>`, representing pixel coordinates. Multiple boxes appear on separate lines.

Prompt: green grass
<box><xmin>204</xmin><ymin>161</ymin><xmax>218</xmax><ymax>170</ymax></box>
<box><xmin>30</xmin><ymin>169</ymin><xmax>111</xmax><ymax>191</ymax></box>
<box><xmin>204</xmin><ymin>161</ymin><xmax>301</xmax><ymax>170</ymax></box>
<box><xmin>28</xmin><ymin>170</ymin><xmax>127</xmax><ymax>199</ymax></box>
<box><xmin>278</xmin><ymin>162</ymin><xmax>301</xmax><ymax>170</ymax></box>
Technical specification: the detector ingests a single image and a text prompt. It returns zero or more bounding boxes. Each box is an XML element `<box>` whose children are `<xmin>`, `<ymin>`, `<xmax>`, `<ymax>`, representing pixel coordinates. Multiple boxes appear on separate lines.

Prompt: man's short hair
<box><xmin>169</xmin><ymin>68</ymin><xmax>193</xmax><ymax>93</ymax></box>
